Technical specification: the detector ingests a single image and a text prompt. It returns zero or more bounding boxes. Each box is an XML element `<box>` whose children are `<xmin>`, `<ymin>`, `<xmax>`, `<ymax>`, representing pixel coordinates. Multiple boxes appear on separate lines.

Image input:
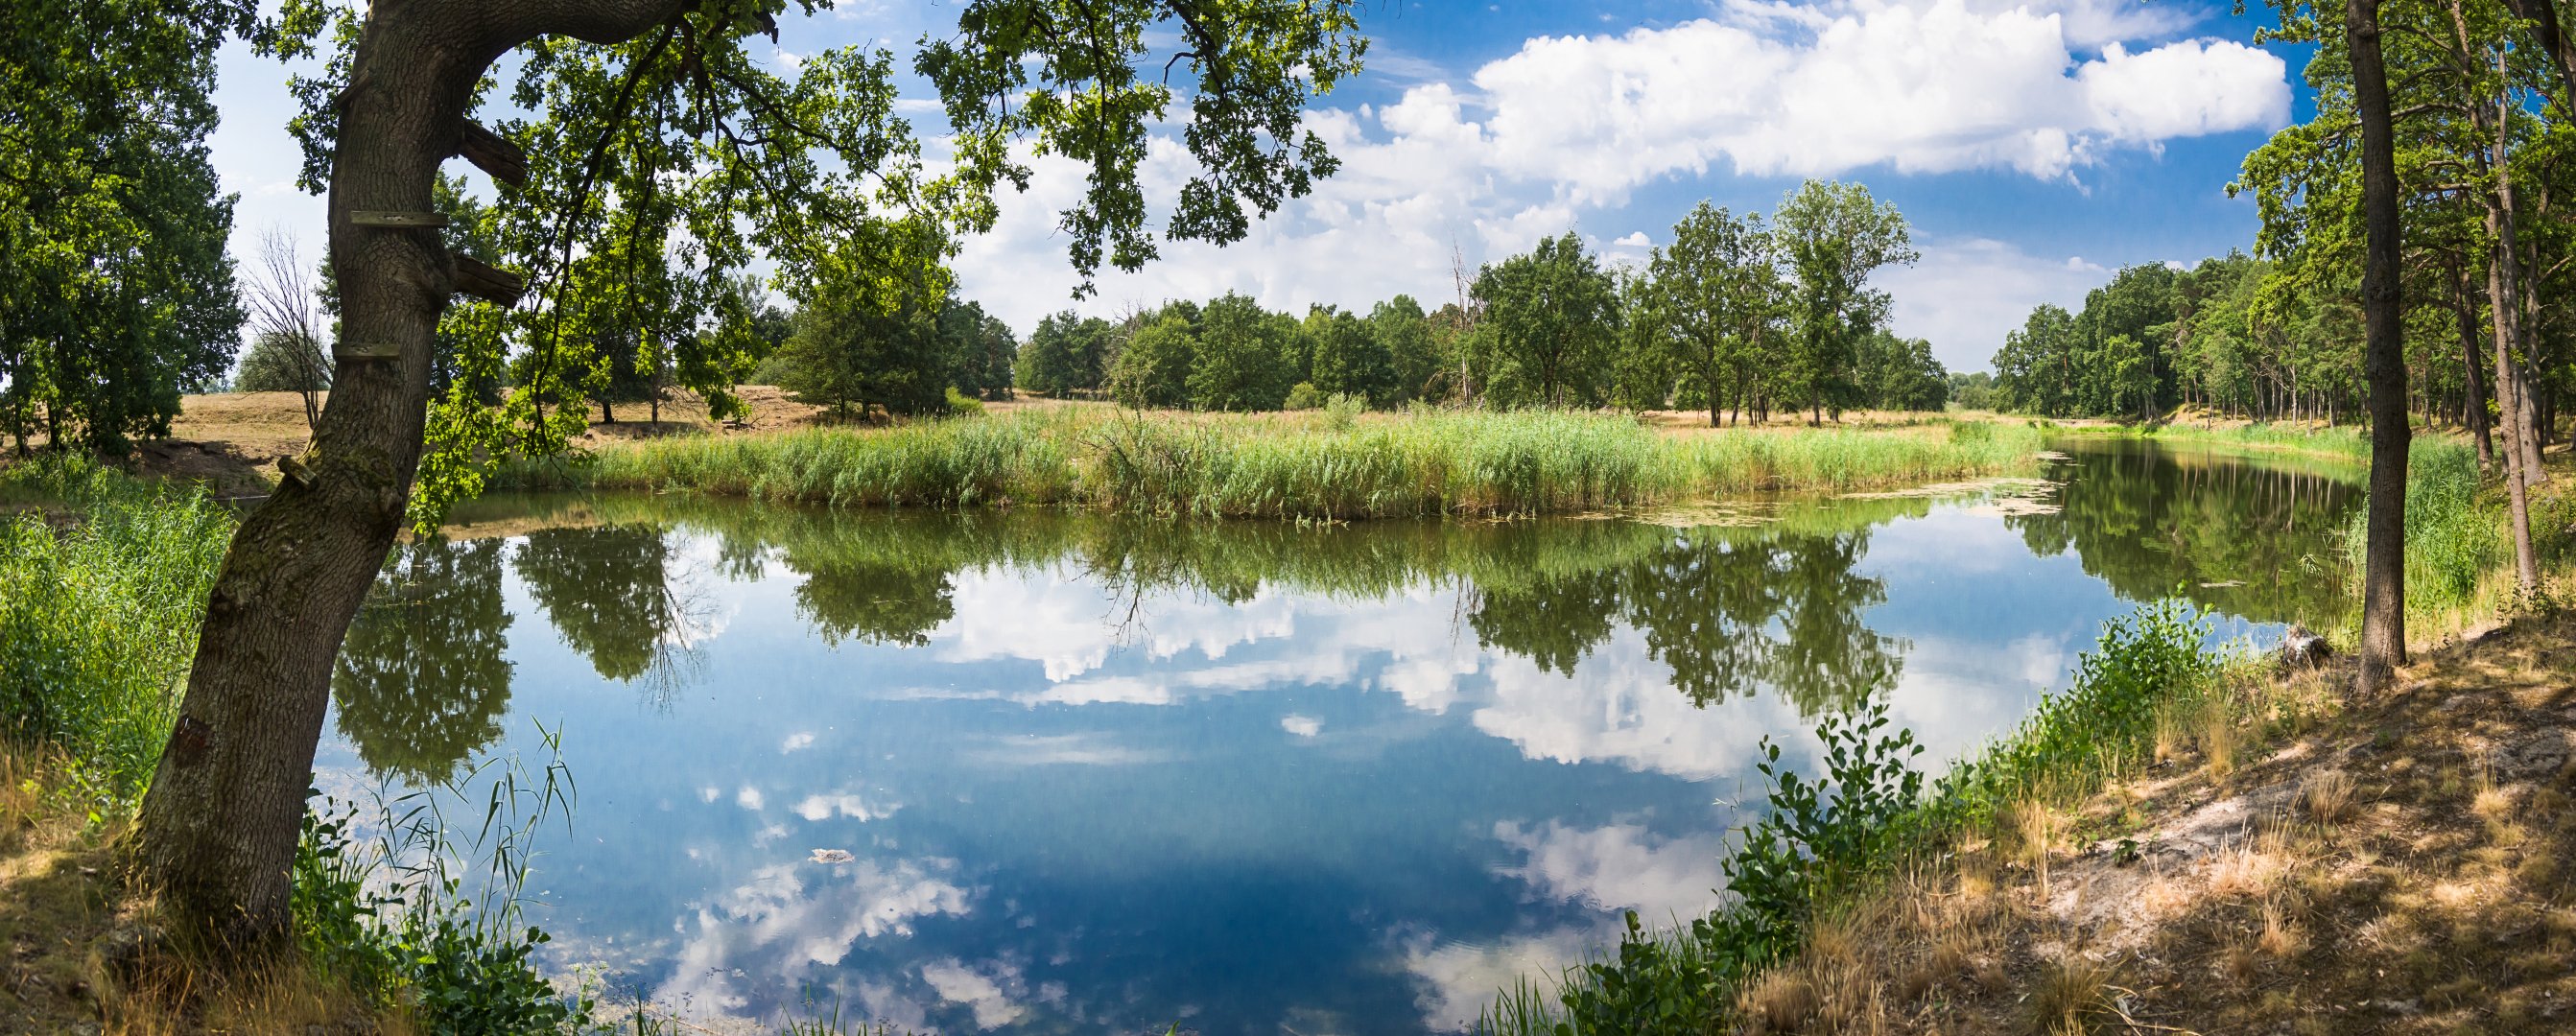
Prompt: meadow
<box><xmin>499</xmin><ymin>405</ymin><xmax>2054</xmax><ymax>519</ymax></box>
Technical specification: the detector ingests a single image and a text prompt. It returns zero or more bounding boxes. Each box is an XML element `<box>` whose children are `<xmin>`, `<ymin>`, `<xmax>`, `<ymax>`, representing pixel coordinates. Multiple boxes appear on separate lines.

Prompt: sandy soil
<box><xmin>1738</xmin><ymin>611</ymin><xmax>2576</xmax><ymax>1035</ymax></box>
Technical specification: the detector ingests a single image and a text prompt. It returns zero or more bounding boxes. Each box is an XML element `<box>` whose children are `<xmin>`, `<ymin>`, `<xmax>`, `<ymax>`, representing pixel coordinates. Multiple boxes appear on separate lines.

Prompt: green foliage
<box><xmin>1991</xmin><ymin>258</ymin><xmax>2298</xmax><ymax>421</ymax></box>
<box><xmin>260</xmin><ymin>0</ymin><xmax>1366</xmax><ymax>526</ymax></box>
<box><xmin>233</xmin><ymin>331</ymin><xmax>333</xmax><ymax>394</ymax></box>
<box><xmin>944</xmin><ymin>386</ymin><xmax>984</xmax><ymax>416</ymax></box>
<box><xmin>1930</xmin><ymin>602</ymin><xmax>2213</xmax><ymax>825</ymax></box>
<box><xmin>1371</xmin><ymin>295</ymin><xmax>1442</xmax><ymax>403</ymax></box>
<box><xmin>1772</xmin><ymin>180</ymin><xmax>1918</xmax><ymax>421</ymax></box>
<box><xmin>0</xmin><ymin>458</ymin><xmax>229</xmax><ymax>802</ymax></box>
<box><xmin>1304</xmin><ymin>305</ymin><xmax>1397</xmax><ymax>404</ymax></box>
<box><xmin>1473</xmin><ymin>232</ymin><xmax>1620</xmax><ymax>408</ymax></box>
<box><xmin>1108</xmin><ymin>314</ymin><xmax>1197</xmax><ymax>409</ymax></box>
<box><xmin>1283</xmin><ymin>382</ymin><xmax>1326</xmax><ymax>411</ymax></box>
<box><xmin>939</xmin><ymin>300</ymin><xmax>1018</xmax><ymax>401</ymax></box>
<box><xmin>1016</xmin><ymin>312</ymin><xmax>1116</xmax><ymax>396</ymax></box>
<box><xmin>770</xmin><ymin>272</ymin><xmax>952</xmax><ymax>419</ymax></box>
<box><xmin>1496</xmin><ymin>601</ymin><xmax>2213</xmax><ymax>1035</ymax></box>
<box><xmin>1852</xmin><ymin>330</ymin><xmax>1949</xmax><ymax>412</ymax></box>
<box><xmin>293</xmin><ymin>735</ymin><xmax>590</xmax><ymax>1034</ymax></box>
<box><xmin>1189</xmin><ymin>293</ymin><xmax>1300</xmax><ymax>412</ymax></box>
<box><xmin>1638</xmin><ymin>202</ymin><xmax>1784</xmax><ymax>423</ymax></box>
<box><xmin>0</xmin><ymin>0</ymin><xmax>248</xmax><ymax>454</ymax></box>
<box><xmin>1947</xmin><ymin>370</ymin><xmax>1998</xmax><ymax>411</ymax></box>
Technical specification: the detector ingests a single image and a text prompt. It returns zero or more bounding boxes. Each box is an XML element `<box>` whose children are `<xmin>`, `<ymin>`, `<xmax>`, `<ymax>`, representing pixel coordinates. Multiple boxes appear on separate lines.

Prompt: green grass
<box><xmin>2336</xmin><ymin>436</ymin><xmax>2576</xmax><ymax>634</ymax></box>
<box><xmin>0</xmin><ymin>458</ymin><xmax>608</xmax><ymax>1032</ymax></box>
<box><xmin>499</xmin><ymin>409</ymin><xmax>2050</xmax><ymax>519</ymax></box>
<box><xmin>2050</xmin><ymin>418</ymin><xmax>2373</xmax><ymax>463</ymax></box>
<box><xmin>1480</xmin><ymin>601</ymin><xmax>2220</xmax><ymax>1035</ymax></box>
<box><xmin>0</xmin><ymin>455</ymin><xmax>231</xmax><ymax>802</ymax></box>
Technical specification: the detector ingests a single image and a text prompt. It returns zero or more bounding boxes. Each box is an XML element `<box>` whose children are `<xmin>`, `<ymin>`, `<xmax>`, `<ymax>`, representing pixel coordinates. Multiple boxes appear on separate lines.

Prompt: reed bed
<box><xmin>0</xmin><ymin>455</ymin><xmax>231</xmax><ymax>798</ymax></box>
<box><xmin>2060</xmin><ymin>419</ymin><xmax>2373</xmax><ymax>462</ymax></box>
<box><xmin>502</xmin><ymin>409</ymin><xmax>2050</xmax><ymax>520</ymax></box>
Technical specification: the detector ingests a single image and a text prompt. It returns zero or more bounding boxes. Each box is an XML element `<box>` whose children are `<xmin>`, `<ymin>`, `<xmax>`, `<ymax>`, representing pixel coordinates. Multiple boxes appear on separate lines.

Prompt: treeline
<box><xmin>1989</xmin><ymin>253</ymin><xmax>2500</xmax><ymax>433</ymax></box>
<box><xmin>1992</xmin><ymin>0</ymin><xmax>2576</xmax><ymax>496</ymax></box>
<box><xmin>759</xmin><ymin>295</ymin><xmax>1017</xmax><ymax>418</ymax></box>
<box><xmin>1012</xmin><ymin>179</ymin><xmax>1950</xmax><ymax>420</ymax></box>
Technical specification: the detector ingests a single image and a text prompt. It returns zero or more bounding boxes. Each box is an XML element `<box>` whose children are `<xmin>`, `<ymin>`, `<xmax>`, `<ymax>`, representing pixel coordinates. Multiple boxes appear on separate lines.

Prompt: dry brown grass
<box><xmin>2024</xmin><ymin>954</ymin><xmax>2117</xmax><ymax>1035</ymax></box>
<box><xmin>2193</xmin><ymin>696</ymin><xmax>2238</xmax><ymax>777</ymax></box>
<box><xmin>2257</xmin><ymin>896</ymin><xmax>2304</xmax><ymax>959</ymax></box>
<box><xmin>2300</xmin><ymin>768</ymin><xmax>2356</xmax><ymax>825</ymax></box>
<box><xmin>0</xmin><ymin>745</ymin><xmax>407</xmax><ymax>1036</ymax></box>
<box><xmin>2010</xmin><ymin>795</ymin><xmax>2056</xmax><ymax>898</ymax></box>
<box><xmin>1736</xmin><ymin>602</ymin><xmax>2576</xmax><ymax>1036</ymax></box>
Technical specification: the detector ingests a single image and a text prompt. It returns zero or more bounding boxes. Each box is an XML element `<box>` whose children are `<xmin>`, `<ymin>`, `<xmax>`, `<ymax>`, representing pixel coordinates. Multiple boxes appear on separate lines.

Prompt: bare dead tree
<box><xmin>242</xmin><ymin>227</ymin><xmax>333</xmax><ymax>429</ymax></box>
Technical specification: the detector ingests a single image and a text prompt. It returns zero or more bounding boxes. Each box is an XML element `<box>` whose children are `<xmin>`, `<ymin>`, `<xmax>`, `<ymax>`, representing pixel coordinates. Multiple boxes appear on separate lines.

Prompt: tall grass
<box><xmin>0</xmin><ymin>455</ymin><xmax>231</xmax><ymax>802</ymax></box>
<box><xmin>2334</xmin><ymin>437</ymin><xmax>2576</xmax><ymax>636</ymax></box>
<box><xmin>502</xmin><ymin>409</ymin><xmax>2049</xmax><ymax>519</ymax></box>
<box><xmin>0</xmin><ymin>459</ymin><xmax>619</xmax><ymax>1032</ymax></box>
<box><xmin>2056</xmin><ymin>419</ymin><xmax>2373</xmax><ymax>462</ymax></box>
<box><xmin>1482</xmin><ymin>601</ymin><xmax>2217</xmax><ymax>1035</ymax></box>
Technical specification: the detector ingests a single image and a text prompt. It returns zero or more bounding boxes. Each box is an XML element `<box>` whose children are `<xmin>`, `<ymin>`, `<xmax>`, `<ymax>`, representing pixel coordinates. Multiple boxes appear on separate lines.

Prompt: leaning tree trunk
<box><xmin>2347</xmin><ymin>0</ymin><xmax>2409</xmax><ymax>693</ymax></box>
<box><xmin>133</xmin><ymin>0</ymin><xmax>688</xmax><ymax>948</ymax></box>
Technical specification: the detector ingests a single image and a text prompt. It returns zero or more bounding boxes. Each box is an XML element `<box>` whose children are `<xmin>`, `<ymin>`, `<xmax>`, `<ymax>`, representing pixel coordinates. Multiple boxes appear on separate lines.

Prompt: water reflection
<box><xmin>1479</xmin><ymin>528</ymin><xmax>1906</xmax><ymax>715</ymax></box>
<box><xmin>323</xmin><ymin>439</ymin><xmax>2364</xmax><ymax>1033</ymax></box>
<box><xmin>511</xmin><ymin>526</ymin><xmax>714</xmax><ymax>707</ymax></box>
<box><xmin>331</xmin><ymin>537</ymin><xmax>514</xmax><ymax>785</ymax></box>
<box><xmin>2014</xmin><ymin>439</ymin><xmax>2360</xmax><ymax>621</ymax></box>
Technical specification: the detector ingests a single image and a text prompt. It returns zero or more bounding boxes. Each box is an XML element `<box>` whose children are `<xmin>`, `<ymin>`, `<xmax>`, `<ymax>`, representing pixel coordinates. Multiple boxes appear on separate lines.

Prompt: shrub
<box><xmin>944</xmin><ymin>386</ymin><xmax>984</xmax><ymax>416</ymax></box>
<box><xmin>1501</xmin><ymin>602</ymin><xmax>2214</xmax><ymax>1035</ymax></box>
<box><xmin>1322</xmin><ymin>391</ymin><xmax>1365</xmax><ymax>432</ymax></box>
<box><xmin>0</xmin><ymin>457</ymin><xmax>230</xmax><ymax>803</ymax></box>
<box><xmin>1284</xmin><ymin>382</ymin><xmax>1326</xmax><ymax>411</ymax></box>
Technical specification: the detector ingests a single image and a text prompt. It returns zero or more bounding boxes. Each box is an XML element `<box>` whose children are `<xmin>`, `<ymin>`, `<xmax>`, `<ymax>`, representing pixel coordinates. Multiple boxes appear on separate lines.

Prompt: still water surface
<box><xmin>319</xmin><ymin>439</ymin><xmax>2358</xmax><ymax>1034</ymax></box>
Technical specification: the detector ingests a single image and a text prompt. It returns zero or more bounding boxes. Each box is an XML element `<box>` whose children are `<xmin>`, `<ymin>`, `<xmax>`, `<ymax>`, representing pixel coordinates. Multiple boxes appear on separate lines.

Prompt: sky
<box><xmin>204</xmin><ymin>0</ymin><xmax>2316</xmax><ymax>374</ymax></box>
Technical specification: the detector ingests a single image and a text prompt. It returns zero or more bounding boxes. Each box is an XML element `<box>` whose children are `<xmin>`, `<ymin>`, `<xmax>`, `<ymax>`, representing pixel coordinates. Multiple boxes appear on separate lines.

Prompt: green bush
<box><xmin>944</xmin><ymin>386</ymin><xmax>984</xmax><ymax>416</ymax></box>
<box><xmin>0</xmin><ymin>456</ymin><xmax>230</xmax><ymax>802</ymax></box>
<box><xmin>1322</xmin><ymin>391</ymin><xmax>1365</xmax><ymax>432</ymax></box>
<box><xmin>1284</xmin><ymin>382</ymin><xmax>1326</xmax><ymax>411</ymax></box>
<box><xmin>1497</xmin><ymin>602</ymin><xmax>2213</xmax><ymax>1035</ymax></box>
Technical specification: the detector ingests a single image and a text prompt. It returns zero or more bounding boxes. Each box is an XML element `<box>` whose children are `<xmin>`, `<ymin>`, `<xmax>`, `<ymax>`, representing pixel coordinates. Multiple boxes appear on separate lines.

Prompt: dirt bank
<box><xmin>1744</xmin><ymin>614</ymin><xmax>2576</xmax><ymax>1035</ymax></box>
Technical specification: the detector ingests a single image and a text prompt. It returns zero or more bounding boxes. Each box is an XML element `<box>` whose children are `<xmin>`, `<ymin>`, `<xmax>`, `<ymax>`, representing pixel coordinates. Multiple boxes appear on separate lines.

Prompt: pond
<box><xmin>316</xmin><ymin>437</ymin><xmax>2360</xmax><ymax>1034</ymax></box>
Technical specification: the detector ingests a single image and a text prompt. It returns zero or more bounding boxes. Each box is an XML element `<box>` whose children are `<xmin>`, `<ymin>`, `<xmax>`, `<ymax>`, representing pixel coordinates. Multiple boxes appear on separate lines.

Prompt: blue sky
<box><xmin>206</xmin><ymin>0</ymin><xmax>2315</xmax><ymax>373</ymax></box>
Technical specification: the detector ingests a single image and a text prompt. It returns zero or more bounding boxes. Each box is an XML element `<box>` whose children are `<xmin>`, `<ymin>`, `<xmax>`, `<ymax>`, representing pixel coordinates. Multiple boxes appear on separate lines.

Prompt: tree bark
<box><xmin>2456</xmin><ymin>263</ymin><xmax>2494</xmax><ymax>465</ymax></box>
<box><xmin>132</xmin><ymin>0</ymin><xmax>689</xmax><ymax>948</ymax></box>
<box><xmin>2503</xmin><ymin>0</ymin><xmax>2576</xmax><ymax>115</ymax></box>
<box><xmin>2488</xmin><ymin>247</ymin><xmax>2543</xmax><ymax>592</ymax></box>
<box><xmin>2348</xmin><ymin>0</ymin><xmax>2409</xmax><ymax>694</ymax></box>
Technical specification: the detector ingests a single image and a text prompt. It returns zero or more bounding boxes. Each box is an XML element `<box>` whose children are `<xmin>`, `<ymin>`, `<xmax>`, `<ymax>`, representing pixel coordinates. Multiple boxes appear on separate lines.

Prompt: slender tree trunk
<box><xmin>2488</xmin><ymin>250</ymin><xmax>2543</xmax><ymax>592</ymax></box>
<box><xmin>2457</xmin><ymin>267</ymin><xmax>2493</xmax><ymax>464</ymax></box>
<box><xmin>2348</xmin><ymin>0</ymin><xmax>2409</xmax><ymax>692</ymax></box>
<box><xmin>133</xmin><ymin>0</ymin><xmax>690</xmax><ymax>948</ymax></box>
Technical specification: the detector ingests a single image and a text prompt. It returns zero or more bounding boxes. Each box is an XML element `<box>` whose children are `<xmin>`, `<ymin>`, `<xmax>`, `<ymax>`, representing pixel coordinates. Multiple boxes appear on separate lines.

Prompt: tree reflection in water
<box><xmin>331</xmin><ymin>537</ymin><xmax>514</xmax><ymax>786</ymax></box>
<box><xmin>512</xmin><ymin>525</ymin><xmax>713</xmax><ymax>708</ymax></box>
<box><xmin>2010</xmin><ymin>440</ymin><xmax>2360</xmax><ymax>623</ymax></box>
<box><xmin>339</xmin><ymin>443</ymin><xmax>2363</xmax><ymax>783</ymax></box>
